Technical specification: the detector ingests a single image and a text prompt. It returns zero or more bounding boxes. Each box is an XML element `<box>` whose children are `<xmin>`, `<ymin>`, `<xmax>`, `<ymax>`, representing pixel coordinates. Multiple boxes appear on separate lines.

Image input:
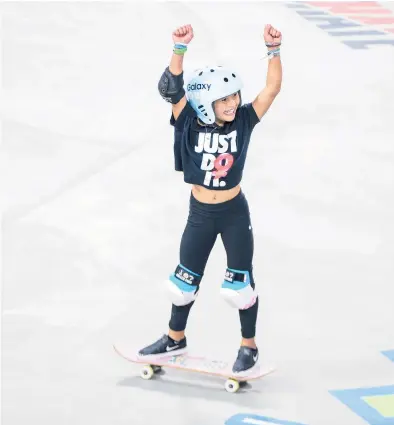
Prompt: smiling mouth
<box><xmin>224</xmin><ymin>108</ymin><xmax>236</xmax><ymax>115</ymax></box>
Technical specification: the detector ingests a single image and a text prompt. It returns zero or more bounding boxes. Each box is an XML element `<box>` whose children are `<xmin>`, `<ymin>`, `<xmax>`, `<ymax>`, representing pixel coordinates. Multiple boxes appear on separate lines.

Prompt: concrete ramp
<box><xmin>2</xmin><ymin>2</ymin><xmax>394</xmax><ymax>425</ymax></box>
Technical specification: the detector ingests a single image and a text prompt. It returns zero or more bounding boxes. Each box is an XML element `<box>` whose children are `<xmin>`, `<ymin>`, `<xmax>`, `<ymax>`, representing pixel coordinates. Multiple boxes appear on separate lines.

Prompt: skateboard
<box><xmin>113</xmin><ymin>344</ymin><xmax>275</xmax><ymax>393</ymax></box>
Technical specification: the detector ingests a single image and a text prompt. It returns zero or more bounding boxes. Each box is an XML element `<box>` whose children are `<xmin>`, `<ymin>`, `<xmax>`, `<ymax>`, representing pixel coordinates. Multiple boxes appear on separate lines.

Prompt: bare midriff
<box><xmin>191</xmin><ymin>184</ymin><xmax>241</xmax><ymax>204</ymax></box>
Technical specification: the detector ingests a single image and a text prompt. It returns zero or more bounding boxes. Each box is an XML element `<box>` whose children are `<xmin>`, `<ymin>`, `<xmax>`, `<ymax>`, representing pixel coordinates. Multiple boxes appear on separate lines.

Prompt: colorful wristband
<box><xmin>173</xmin><ymin>42</ymin><xmax>188</xmax><ymax>55</ymax></box>
<box><xmin>267</xmin><ymin>48</ymin><xmax>281</xmax><ymax>59</ymax></box>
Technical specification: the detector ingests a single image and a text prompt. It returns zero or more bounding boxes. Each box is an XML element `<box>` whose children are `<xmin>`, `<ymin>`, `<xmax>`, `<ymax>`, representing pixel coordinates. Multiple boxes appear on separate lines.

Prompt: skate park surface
<box><xmin>1</xmin><ymin>1</ymin><xmax>394</xmax><ymax>425</ymax></box>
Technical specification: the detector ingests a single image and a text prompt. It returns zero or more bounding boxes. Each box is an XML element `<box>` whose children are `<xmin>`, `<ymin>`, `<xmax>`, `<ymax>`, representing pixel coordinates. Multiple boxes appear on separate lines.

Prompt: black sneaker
<box><xmin>232</xmin><ymin>346</ymin><xmax>259</xmax><ymax>376</ymax></box>
<box><xmin>137</xmin><ymin>334</ymin><xmax>187</xmax><ymax>358</ymax></box>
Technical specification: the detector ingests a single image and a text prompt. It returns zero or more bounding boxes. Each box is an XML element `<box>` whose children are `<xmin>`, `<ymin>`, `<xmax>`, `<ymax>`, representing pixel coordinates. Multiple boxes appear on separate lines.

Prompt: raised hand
<box><xmin>264</xmin><ymin>24</ymin><xmax>282</xmax><ymax>46</ymax></box>
<box><xmin>172</xmin><ymin>24</ymin><xmax>194</xmax><ymax>45</ymax></box>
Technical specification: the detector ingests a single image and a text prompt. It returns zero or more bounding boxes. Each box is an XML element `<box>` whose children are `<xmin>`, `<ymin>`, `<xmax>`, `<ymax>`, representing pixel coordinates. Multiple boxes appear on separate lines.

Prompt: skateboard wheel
<box><xmin>225</xmin><ymin>379</ymin><xmax>240</xmax><ymax>393</ymax></box>
<box><xmin>140</xmin><ymin>365</ymin><xmax>154</xmax><ymax>380</ymax></box>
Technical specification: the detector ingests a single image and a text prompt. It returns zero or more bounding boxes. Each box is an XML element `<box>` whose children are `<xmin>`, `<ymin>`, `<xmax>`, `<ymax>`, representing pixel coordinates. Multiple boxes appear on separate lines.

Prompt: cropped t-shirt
<box><xmin>170</xmin><ymin>101</ymin><xmax>260</xmax><ymax>190</ymax></box>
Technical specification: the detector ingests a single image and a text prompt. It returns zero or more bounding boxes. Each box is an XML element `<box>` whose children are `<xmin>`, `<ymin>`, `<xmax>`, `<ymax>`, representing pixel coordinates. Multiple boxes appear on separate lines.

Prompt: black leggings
<box><xmin>169</xmin><ymin>189</ymin><xmax>259</xmax><ymax>339</ymax></box>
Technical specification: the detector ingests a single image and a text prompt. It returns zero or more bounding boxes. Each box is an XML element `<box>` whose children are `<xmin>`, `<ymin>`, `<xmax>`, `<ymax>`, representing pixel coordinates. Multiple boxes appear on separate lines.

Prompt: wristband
<box><xmin>266</xmin><ymin>42</ymin><xmax>281</xmax><ymax>48</ymax></box>
<box><xmin>173</xmin><ymin>42</ymin><xmax>188</xmax><ymax>55</ymax></box>
<box><xmin>267</xmin><ymin>48</ymin><xmax>281</xmax><ymax>59</ymax></box>
<box><xmin>267</xmin><ymin>49</ymin><xmax>280</xmax><ymax>60</ymax></box>
<box><xmin>268</xmin><ymin>47</ymin><xmax>280</xmax><ymax>55</ymax></box>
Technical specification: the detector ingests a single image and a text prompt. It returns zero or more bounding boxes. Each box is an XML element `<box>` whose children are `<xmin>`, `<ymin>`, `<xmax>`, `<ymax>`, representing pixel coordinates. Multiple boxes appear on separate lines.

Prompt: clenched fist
<box><xmin>264</xmin><ymin>24</ymin><xmax>282</xmax><ymax>46</ymax></box>
<box><xmin>172</xmin><ymin>24</ymin><xmax>194</xmax><ymax>45</ymax></box>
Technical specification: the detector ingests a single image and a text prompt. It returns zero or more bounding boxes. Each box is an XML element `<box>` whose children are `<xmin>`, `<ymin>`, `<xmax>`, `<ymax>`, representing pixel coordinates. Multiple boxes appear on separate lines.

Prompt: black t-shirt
<box><xmin>170</xmin><ymin>101</ymin><xmax>260</xmax><ymax>190</ymax></box>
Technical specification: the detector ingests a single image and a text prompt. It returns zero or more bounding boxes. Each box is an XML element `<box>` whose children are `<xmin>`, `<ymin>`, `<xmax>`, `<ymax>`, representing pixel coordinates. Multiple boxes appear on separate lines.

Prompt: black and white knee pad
<box><xmin>166</xmin><ymin>264</ymin><xmax>202</xmax><ymax>306</ymax></box>
<box><xmin>220</xmin><ymin>268</ymin><xmax>257</xmax><ymax>310</ymax></box>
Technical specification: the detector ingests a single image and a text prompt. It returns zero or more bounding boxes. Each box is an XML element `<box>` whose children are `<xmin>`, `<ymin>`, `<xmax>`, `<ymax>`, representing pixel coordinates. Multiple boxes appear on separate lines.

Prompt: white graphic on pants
<box><xmin>195</xmin><ymin>130</ymin><xmax>237</xmax><ymax>187</ymax></box>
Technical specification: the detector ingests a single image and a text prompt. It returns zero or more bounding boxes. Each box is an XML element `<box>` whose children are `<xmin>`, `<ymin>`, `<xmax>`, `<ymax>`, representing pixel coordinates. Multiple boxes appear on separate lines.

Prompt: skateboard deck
<box><xmin>113</xmin><ymin>344</ymin><xmax>275</xmax><ymax>393</ymax></box>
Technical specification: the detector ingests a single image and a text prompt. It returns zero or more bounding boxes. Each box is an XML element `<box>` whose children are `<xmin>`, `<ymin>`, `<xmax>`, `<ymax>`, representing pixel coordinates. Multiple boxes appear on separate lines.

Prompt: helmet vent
<box><xmin>224</xmin><ymin>77</ymin><xmax>228</xmax><ymax>82</ymax></box>
<box><xmin>199</xmin><ymin>71</ymin><xmax>203</xmax><ymax>76</ymax></box>
<box><xmin>198</xmin><ymin>105</ymin><xmax>207</xmax><ymax>116</ymax></box>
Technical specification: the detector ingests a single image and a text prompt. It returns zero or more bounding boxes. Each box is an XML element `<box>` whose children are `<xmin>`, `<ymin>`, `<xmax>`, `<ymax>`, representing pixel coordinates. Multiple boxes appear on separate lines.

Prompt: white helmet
<box><xmin>185</xmin><ymin>66</ymin><xmax>243</xmax><ymax>124</ymax></box>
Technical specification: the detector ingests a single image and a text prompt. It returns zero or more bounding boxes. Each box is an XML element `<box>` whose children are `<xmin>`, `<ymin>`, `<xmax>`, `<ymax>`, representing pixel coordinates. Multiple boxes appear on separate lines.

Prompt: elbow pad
<box><xmin>158</xmin><ymin>66</ymin><xmax>185</xmax><ymax>104</ymax></box>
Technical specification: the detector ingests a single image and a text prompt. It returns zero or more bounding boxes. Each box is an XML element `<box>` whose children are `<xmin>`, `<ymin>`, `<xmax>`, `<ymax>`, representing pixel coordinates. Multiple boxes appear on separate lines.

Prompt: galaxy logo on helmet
<box><xmin>187</xmin><ymin>83</ymin><xmax>211</xmax><ymax>91</ymax></box>
<box><xmin>185</xmin><ymin>65</ymin><xmax>243</xmax><ymax>124</ymax></box>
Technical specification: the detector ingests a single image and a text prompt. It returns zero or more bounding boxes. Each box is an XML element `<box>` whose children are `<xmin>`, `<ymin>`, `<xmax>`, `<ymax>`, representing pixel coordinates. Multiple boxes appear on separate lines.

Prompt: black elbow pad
<box><xmin>158</xmin><ymin>66</ymin><xmax>186</xmax><ymax>104</ymax></box>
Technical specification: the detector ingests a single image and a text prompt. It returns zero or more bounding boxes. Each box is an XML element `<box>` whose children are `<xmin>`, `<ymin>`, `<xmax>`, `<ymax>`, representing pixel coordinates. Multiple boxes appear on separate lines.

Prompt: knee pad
<box><xmin>220</xmin><ymin>268</ymin><xmax>257</xmax><ymax>310</ymax></box>
<box><xmin>166</xmin><ymin>264</ymin><xmax>202</xmax><ymax>306</ymax></box>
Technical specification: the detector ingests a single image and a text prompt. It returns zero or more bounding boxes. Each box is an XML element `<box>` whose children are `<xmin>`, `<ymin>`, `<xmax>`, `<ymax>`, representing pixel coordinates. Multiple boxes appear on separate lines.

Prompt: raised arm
<box><xmin>158</xmin><ymin>24</ymin><xmax>194</xmax><ymax>120</ymax></box>
<box><xmin>252</xmin><ymin>25</ymin><xmax>283</xmax><ymax>120</ymax></box>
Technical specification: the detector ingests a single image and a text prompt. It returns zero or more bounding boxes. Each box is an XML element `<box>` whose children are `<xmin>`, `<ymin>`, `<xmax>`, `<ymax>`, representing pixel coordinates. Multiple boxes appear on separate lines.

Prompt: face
<box><xmin>213</xmin><ymin>92</ymin><xmax>240</xmax><ymax>126</ymax></box>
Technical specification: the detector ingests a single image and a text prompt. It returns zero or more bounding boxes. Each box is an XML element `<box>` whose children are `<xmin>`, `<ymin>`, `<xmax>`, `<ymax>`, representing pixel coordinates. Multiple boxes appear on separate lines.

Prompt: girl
<box><xmin>138</xmin><ymin>24</ymin><xmax>282</xmax><ymax>376</ymax></box>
